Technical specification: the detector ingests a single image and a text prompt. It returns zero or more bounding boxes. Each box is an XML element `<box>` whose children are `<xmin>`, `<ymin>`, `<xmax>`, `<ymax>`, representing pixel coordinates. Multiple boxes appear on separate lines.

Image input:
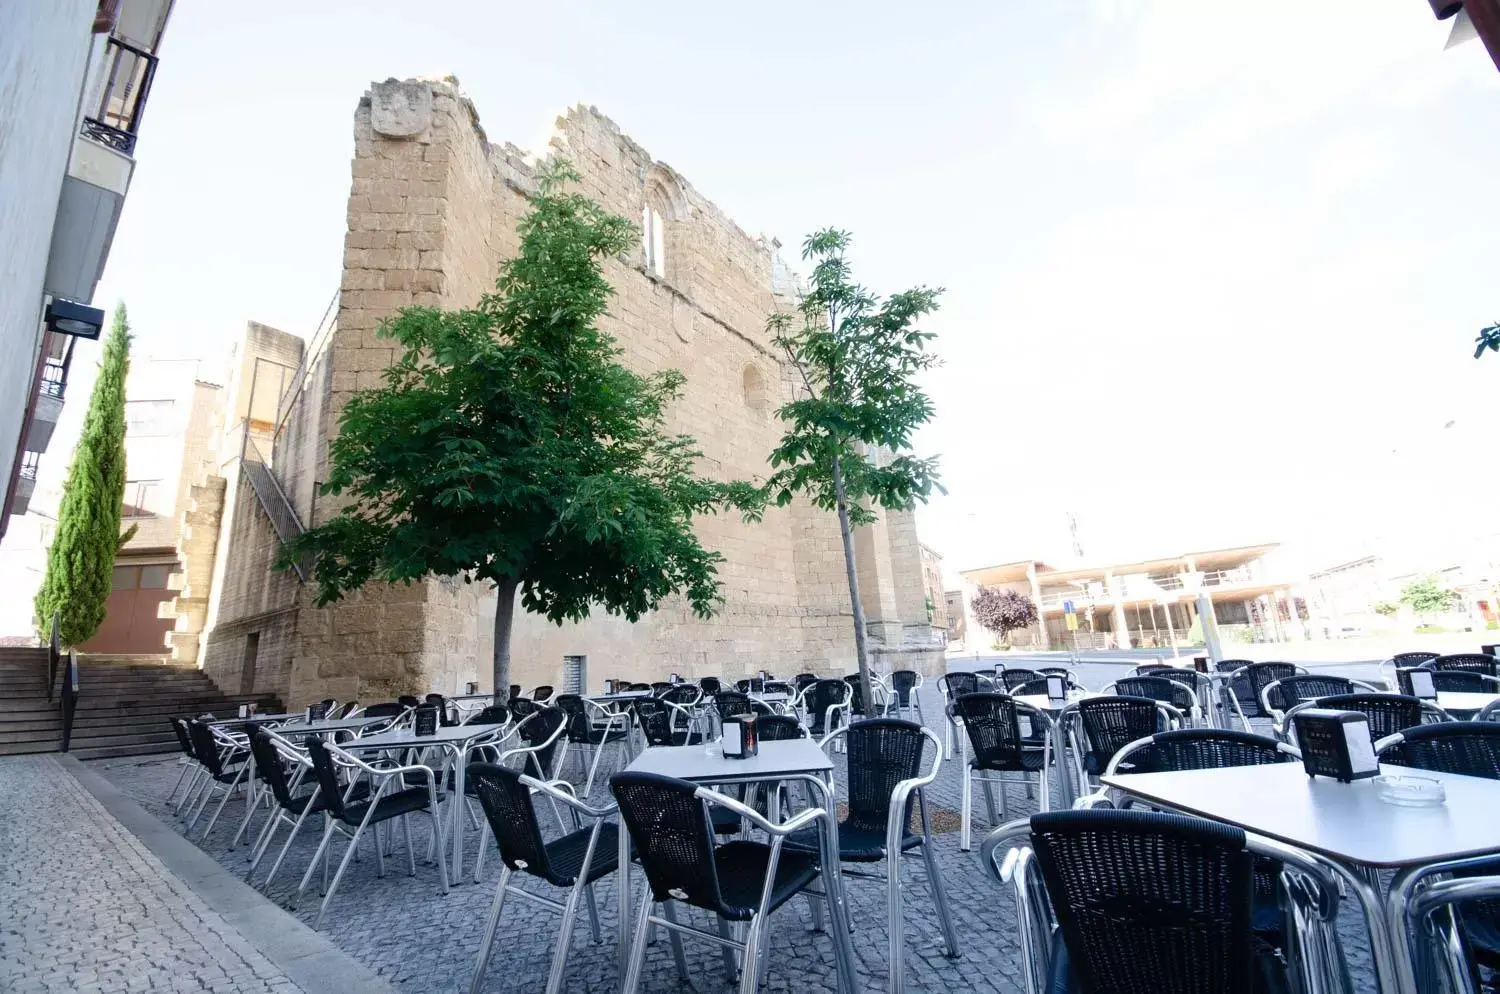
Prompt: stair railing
<box><xmin>46</xmin><ymin>612</ymin><xmax>60</xmax><ymax>702</ymax></box>
<box><xmin>60</xmin><ymin>650</ymin><xmax>79</xmax><ymax>752</ymax></box>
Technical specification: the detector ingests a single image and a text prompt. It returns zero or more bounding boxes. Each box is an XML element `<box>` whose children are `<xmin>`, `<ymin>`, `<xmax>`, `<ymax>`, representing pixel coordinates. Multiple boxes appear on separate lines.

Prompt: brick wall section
<box><xmin>267</xmin><ymin>77</ymin><xmax>942</xmax><ymax>705</ymax></box>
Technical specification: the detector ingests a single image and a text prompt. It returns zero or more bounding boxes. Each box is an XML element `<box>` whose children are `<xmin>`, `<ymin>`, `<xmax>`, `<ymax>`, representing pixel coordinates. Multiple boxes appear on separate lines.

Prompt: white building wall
<box><xmin>0</xmin><ymin>1</ymin><xmax>97</xmax><ymax>514</ymax></box>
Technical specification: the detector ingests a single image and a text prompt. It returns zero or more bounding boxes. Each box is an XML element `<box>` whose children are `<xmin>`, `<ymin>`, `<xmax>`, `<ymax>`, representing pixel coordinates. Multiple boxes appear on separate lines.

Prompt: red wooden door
<box><xmin>82</xmin><ymin>564</ymin><xmax>174</xmax><ymax>653</ymax></box>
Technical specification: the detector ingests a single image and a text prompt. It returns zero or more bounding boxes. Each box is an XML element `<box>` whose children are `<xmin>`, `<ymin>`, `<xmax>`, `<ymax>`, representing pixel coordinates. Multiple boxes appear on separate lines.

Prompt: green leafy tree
<box><xmin>764</xmin><ymin>229</ymin><xmax>943</xmax><ymax>710</ymax></box>
<box><xmin>1473</xmin><ymin>322</ymin><xmax>1500</xmax><ymax>359</ymax></box>
<box><xmin>1399</xmin><ymin>575</ymin><xmax>1456</xmax><ymax>621</ymax></box>
<box><xmin>282</xmin><ymin>161</ymin><xmax>755</xmax><ymax>693</ymax></box>
<box><xmin>1372</xmin><ymin>601</ymin><xmax>1400</xmax><ymax>618</ymax></box>
<box><xmin>35</xmin><ymin>304</ymin><xmax>133</xmax><ymax>645</ymax></box>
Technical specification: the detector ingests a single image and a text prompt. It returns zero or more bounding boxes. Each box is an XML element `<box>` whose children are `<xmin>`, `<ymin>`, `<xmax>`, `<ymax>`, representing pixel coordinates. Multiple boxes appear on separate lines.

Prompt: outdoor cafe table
<box><xmin>1101</xmin><ymin>761</ymin><xmax>1500</xmax><ymax>993</ymax></box>
<box><xmin>343</xmin><ymin>722</ymin><xmax>509</xmax><ymax>879</ymax></box>
<box><xmin>615</xmin><ymin>739</ymin><xmax>857</xmax><ymax>994</ymax></box>
<box><xmin>1436</xmin><ymin>690</ymin><xmax>1499</xmax><ymax>716</ymax></box>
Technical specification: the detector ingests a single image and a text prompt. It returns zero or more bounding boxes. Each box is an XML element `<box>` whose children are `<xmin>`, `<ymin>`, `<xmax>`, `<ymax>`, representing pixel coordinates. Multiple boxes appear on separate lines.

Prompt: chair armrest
<box><xmin>517</xmin><ymin>772</ymin><xmax>618</xmax><ymax>818</ymax></box>
<box><xmin>693</xmin><ymin>785</ymin><xmax>827</xmax><ymax>837</ymax></box>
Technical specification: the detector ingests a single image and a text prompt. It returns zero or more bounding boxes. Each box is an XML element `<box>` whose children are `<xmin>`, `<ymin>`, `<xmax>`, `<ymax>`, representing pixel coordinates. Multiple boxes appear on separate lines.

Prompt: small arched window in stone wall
<box><xmin>742</xmin><ymin>363</ymin><xmax>769</xmax><ymax>415</ymax></box>
<box><xmin>641</xmin><ymin>202</ymin><xmax>666</xmax><ymax>278</ymax></box>
<box><xmin>641</xmin><ymin>167</ymin><xmax>688</xmax><ymax>285</ymax></box>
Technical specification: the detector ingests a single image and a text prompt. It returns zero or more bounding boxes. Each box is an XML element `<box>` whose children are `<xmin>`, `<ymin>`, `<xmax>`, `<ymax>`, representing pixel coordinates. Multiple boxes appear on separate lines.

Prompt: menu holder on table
<box><xmin>1293</xmin><ymin>709</ymin><xmax>1379</xmax><ymax>783</ymax></box>
<box><xmin>414</xmin><ymin>705</ymin><xmax>440</xmax><ymax>737</ymax></box>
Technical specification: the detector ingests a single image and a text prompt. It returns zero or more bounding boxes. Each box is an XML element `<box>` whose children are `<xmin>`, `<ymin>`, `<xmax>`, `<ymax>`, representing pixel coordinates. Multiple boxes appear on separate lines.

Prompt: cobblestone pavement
<box><xmin>0</xmin><ymin>755</ymin><xmax>306</xmax><ymax>994</ymax></box>
<box><xmin>94</xmin><ymin>682</ymin><xmax>1380</xmax><ymax>994</ymax></box>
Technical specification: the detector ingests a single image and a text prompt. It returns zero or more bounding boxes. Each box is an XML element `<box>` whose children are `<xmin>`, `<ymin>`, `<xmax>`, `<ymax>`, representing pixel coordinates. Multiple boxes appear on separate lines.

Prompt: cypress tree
<box><xmin>34</xmin><ymin>303</ymin><xmax>133</xmax><ymax>645</ymax></box>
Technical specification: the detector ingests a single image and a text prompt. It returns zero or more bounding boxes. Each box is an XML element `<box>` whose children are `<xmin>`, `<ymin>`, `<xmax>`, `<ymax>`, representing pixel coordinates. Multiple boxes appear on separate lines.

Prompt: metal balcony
<box><xmin>79</xmin><ymin>36</ymin><xmax>158</xmax><ymax>156</ymax></box>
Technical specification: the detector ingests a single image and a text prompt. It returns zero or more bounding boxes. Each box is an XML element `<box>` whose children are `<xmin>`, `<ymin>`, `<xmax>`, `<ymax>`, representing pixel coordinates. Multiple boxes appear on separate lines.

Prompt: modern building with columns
<box><xmin>956</xmin><ymin>543</ymin><xmax>1304</xmax><ymax>650</ymax></box>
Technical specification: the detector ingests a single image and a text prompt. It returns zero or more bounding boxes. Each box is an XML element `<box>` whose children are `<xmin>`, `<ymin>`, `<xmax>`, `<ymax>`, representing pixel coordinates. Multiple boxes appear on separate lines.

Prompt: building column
<box><xmin>1111</xmin><ymin>602</ymin><xmax>1129</xmax><ymax>650</ymax></box>
<box><xmin>1027</xmin><ymin>563</ymin><xmax>1048</xmax><ymax>650</ymax></box>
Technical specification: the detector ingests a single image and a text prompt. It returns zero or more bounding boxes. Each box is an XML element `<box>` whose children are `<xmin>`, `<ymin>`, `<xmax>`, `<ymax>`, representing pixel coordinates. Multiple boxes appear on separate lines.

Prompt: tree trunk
<box><xmin>832</xmin><ymin>457</ymin><xmax>873</xmax><ymax>715</ymax></box>
<box><xmin>492</xmin><ymin>577</ymin><xmax>518</xmax><ymax>700</ymax></box>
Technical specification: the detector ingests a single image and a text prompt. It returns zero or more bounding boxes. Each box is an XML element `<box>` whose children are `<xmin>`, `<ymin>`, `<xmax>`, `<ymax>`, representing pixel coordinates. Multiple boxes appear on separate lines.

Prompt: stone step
<box><xmin>70</xmin><ymin>740</ymin><xmax>180</xmax><ymax>760</ymax></box>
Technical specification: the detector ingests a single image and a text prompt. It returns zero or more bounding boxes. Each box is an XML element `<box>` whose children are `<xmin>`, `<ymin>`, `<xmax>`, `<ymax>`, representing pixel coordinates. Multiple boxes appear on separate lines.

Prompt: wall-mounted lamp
<box><xmin>45</xmin><ymin>299</ymin><xmax>106</xmax><ymax>340</ymax></box>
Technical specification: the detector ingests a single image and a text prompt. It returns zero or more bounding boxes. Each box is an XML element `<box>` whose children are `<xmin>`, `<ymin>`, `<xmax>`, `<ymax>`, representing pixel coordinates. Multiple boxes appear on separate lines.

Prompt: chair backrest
<box><xmin>170</xmin><ymin>717</ymin><xmax>195</xmax><ymax>756</ymax></box>
<box><xmin>470</xmin><ymin>704</ymin><xmax>510</xmax><ymax>726</ymax></box>
<box><xmin>1314</xmin><ymin>694</ymin><xmax>1424</xmax><ymax>742</ymax></box>
<box><xmin>1379</xmin><ymin>721</ymin><xmax>1500</xmax><ymax>779</ymax></box>
<box><xmin>1244</xmin><ymin>662</ymin><xmax>1298</xmax><ymax>714</ymax></box>
<box><xmin>633</xmin><ymin>698</ymin><xmax>679</xmax><ymax>747</ymax></box>
<box><xmin>186</xmin><ymin>720</ymin><xmax>228</xmax><ymax>776</ymax></box>
<box><xmin>1432</xmin><ymin>654</ymin><xmax>1499</xmax><ymax>677</ymax></box>
<box><xmin>889</xmin><ymin>669</ymin><xmax>920</xmax><ymax>703</ymax></box>
<box><xmin>1131</xmin><ymin>664</ymin><xmax>1173</xmax><ymax>677</ymax></box>
<box><xmin>765</xmin><ymin>680</ymin><xmax>794</xmax><ymax>697</ymax></box>
<box><xmin>509</xmin><ymin>684</ymin><xmax>521</xmax><ymax>700</ymax></box>
<box><xmin>1010</xmin><ymin>679</ymin><xmax>1050</xmax><ymax>697</ymax></box>
<box><xmin>1114</xmin><ymin>676</ymin><xmax>1193</xmax><ymax>712</ymax></box>
<box><xmin>1432</xmin><ymin>670</ymin><xmax>1492</xmax><ymax>693</ymax></box>
<box><xmin>517</xmin><ymin>707</ymin><xmax>567</xmax><ymax>778</ymax></box>
<box><xmin>467</xmin><ymin>762</ymin><xmax>560</xmax><ymax>883</ymax></box>
<box><xmin>951</xmin><ymin>693</ymin><xmax>1031</xmax><ymax>772</ymax></box>
<box><xmin>1155</xmin><ymin>668</ymin><xmax>1208</xmax><ymax>692</ymax></box>
<box><xmin>714</xmin><ymin>691</ymin><xmax>757</xmax><ymax>722</ymax></box>
<box><xmin>793</xmin><ymin>673</ymin><xmax>820</xmax><ymax>692</ymax></box>
<box><xmin>248</xmin><ymin>729</ymin><xmax>298</xmax><ymax>808</ymax></box>
<box><xmin>397</xmin><ymin>695</ymin><xmax>421</xmax><ymax>708</ymax></box>
<box><xmin>1075</xmin><ymin>696</ymin><xmax>1161</xmax><ymax>766</ymax></box>
<box><xmin>998</xmin><ymin>669</ymin><xmax>1043</xmax><ymax>692</ymax></box>
<box><xmin>611</xmin><ymin>771</ymin><xmax>733</xmax><ymax>917</ymax></box>
<box><xmin>651</xmin><ymin>682</ymin><xmax>674</xmax><ymax>695</ymax></box>
<box><xmin>1392</xmin><ymin>651</ymin><xmax>1441</xmax><ymax>667</ymax></box>
<box><xmin>756</xmin><ymin>714</ymin><xmax>806</xmax><ymax>741</ymax></box>
<box><xmin>698</xmin><ymin>676</ymin><xmax>722</xmax><ymax>694</ymax></box>
<box><xmin>1029</xmin><ymin>809</ymin><xmax>1259</xmax><ymax>994</ymax></box>
<box><xmin>532</xmin><ymin>685</ymin><xmax>555</xmax><ymax>702</ymax></box>
<box><xmin>804</xmin><ymin>679</ymin><xmax>849</xmax><ymax>734</ymax></box>
<box><xmin>1121</xmin><ymin>728</ymin><xmax>1290</xmax><ymax>774</ymax></box>
<box><xmin>553</xmin><ymin>694</ymin><xmax>590</xmax><ymax>742</ymax></box>
<box><xmin>735</xmin><ymin>678</ymin><xmax>766</xmax><ymax>694</ymax></box>
<box><xmin>304</xmin><ymin>737</ymin><xmax>348</xmax><ymax>821</ymax></box>
<box><xmin>1215</xmin><ymin>658</ymin><xmax>1254</xmax><ymax>673</ymax></box>
<box><xmin>843</xmin><ymin>718</ymin><xmax>927</xmax><ymax>837</ymax></box>
<box><xmin>335</xmin><ymin>701</ymin><xmax>360</xmax><ymax>719</ymax></box>
<box><xmin>939</xmin><ymin>671</ymin><xmax>985</xmax><ymax>699</ymax></box>
<box><xmin>662</xmin><ymin>684</ymin><xmax>701</xmax><ymax>707</ymax></box>
<box><xmin>626</xmin><ymin>682</ymin><xmax>651</xmax><ymax>692</ymax></box>
<box><xmin>362</xmin><ymin>702</ymin><xmax>405</xmax><ymax>718</ymax></box>
<box><xmin>509</xmin><ymin>696</ymin><xmax>539</xmax><ymax>719</ymax></box>
<box><xmin>1037</xmin><ymin>667</ymin><xmax>1074</xmax><ymax>678</ymax></box>
<box><xmin>1271</xmin><ymin>675</ymin><xmax>1354</xmax><ymax>710</ymax></box>
<box><xmin>845</xmin><ymin>673</ymin><xmax>877</xmax><ymax>715</ymax></box>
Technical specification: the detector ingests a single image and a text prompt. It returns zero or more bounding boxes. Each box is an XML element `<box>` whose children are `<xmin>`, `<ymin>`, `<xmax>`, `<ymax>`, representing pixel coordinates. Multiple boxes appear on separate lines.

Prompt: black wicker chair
<box><xmin>1222</xmin><ymin>662</ymin><xmax>1300</xmax><ymax>727</ymax></box>
<box><xmin>1393</xmin><ymin>651</ymin><xmax>1441</xmax><ymax>668</ymax></box>
<box><xmin>801</xmin><ymin>679</ymin><xmax>850</xmax><ymax>739</ymax></box>
<box><xmin>611</xmin><ymin>771</ymin><xmax>847</xmax><ymax>993</ymax></box>
<box><xmin>1400</xmin><ymin>669</ymin><xmax>1500</xmax><ymax>703</ymax></box>
<box><xmin>735</xmin><ymin>677</ymin><xmax>768</xmax><ymax>694</ymax></box>
<box><xmin>165</xmin><ymin>717</ymin><xmax>199</xmax><ymax>806</ymax></box>
<box><xmin>950</xmin><ymin>692</ymin><xmax>1050</xmax><ymax>850</ymax></box>
<box><xmin>361</xmin><ymin>701</ymin><xmax>407</xmax><ymax>720</ymax></box>
<box><xmin>698</xmin><ymin>676</ymin><xmax>723</xmax><ymax>695</ymax></box>
<box><xmin>938</xmin><ymin>671</ymin><xmax>992</xmax><ymax>758</ymax></box>
<box><xmin>1008</xmin><ymin>678</ymin><xmax>1053</xmax><ymax>697</ymax></box>
<box><xmin>1378</xmin><ymin>722</ymin><xmax>1500</xmax><ymax>980</ymax></box>
<box><xmin>756</xmin><ymin>714</ymin><xmax>806</xmax><ymax>741</ymax></box>
<box><xmin>1288</xmin><ymin>693</ymin><xmax>1427</xmax><ymax>745</ymax></box>
<box><xmin>793</xmin><ymin>673</ymin><xmax>820</xmax><ymax>693</ymax></box>
<box><xmin>1215</xmin><ymin>658</ymin><xmax>1255</xmax><ymax>672</ymax></box>
<box><xmin>293</xmin><ymin>737</ymin><xmax>448</xmax><ymax>928</ymax></box>
<box><xmin>182</xmin><ymin>719</ymin><xmax>251</xmax><ymax>838</ymax></box>
<box><xmin>714</xmin><ymin>691</ymin><xmax>770</xmax><ymax>725</ymax></box>
<box><xmin>1037</xmin><ymin>667</ymin><xmax>1075</xmax><ymax>678</ymax></box>
<box><xmin>554</xmin><ymin>694</ymin><xmax>632</xmax><ymax>796</ymax></box>
<box><xmin>785</xmin><ymin>719</ymin><xmax>959</xmax><ymax>984</ymax></box>
<box><xmin>887</xmin><ymin>669</ymin><xmax>924</xmax><ymax>722</ymax></box>
<box><xmin>997</xmin><ymin>668</ymin><xmax>1044</xmax><ymax>692</ymax></box>
<box><xmin>1131</xmin><ymin>664</ymin><xmax>1174</xmax><ymax>677</ymax></box>
<box><xmin>844</xmin><ymin>673</ymin><xmax>884</xmax><ymax>719</ymax></box>
<box><xmin>397</xmin><ymin>694</ymin><xmax>422</xmax><ymax>709</ymax></box>
<box><xmin>1022</xmin><ymin>809</ymin><xmax>1299</xmax><ymax>994</ymax></box>
<box><xmin>1431</xmin><ymin>654</ymin><xmax>1500</xmax><ymax>678</ymax></box>
<box><xmin>467</xmin><ymin>764</ymin><xmax>619</xmax><ymax>994</ymax></box>
<box><xmin>532</xmin><ymin>685</ymin><xmax>555</xmax><ymax>703</ymax></box>
<box><xmin>1112</xmin><ymin>676</ymin><xmax>1196</xmax><ymax>718</ymax></box>
<box><xmin>633</xmin><ymin>697</ymin><xmax>701</xmax><ymax>747</ymax></box>
<box><xmin>1068</xmin><ymin>696</ymin><xmax>1165</xmax><ymax>786</ymax></box>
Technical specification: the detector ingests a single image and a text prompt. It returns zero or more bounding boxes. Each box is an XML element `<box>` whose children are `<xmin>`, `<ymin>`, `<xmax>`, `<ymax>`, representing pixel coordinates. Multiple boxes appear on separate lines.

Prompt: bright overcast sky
<box><xmin>54</xmin><ymin>0</ymin><xmax>1500</xmax><ymax>586</ymax></box>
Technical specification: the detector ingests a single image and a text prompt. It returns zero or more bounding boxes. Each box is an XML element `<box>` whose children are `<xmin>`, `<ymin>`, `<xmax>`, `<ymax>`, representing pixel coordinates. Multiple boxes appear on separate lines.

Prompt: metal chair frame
<box><xmin>468</xmin><ymin>771</ymin><xmax>619</xmax><ymax>994</ymax></box>
<box><xmin>949</xmin><ymin>692</ymin><xmax>1054</xmax><ymax>850</ymax></box>
<box><xmin>1259</xmin><ymin>676</ymin><xmax>1386</xmax><ymax>739</ymax></box>
<box><xmin>884</xmin><ymin>669</ymin><xmax>925</xmax><ymax>723</ymax></box>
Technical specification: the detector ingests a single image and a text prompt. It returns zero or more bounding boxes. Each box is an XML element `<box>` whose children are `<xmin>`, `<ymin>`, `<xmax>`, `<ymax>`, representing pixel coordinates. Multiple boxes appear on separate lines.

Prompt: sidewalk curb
<box><xmin>61</xmin><ymin>754</ymin><xmax>401</xmax><ymax>994</ymax></box>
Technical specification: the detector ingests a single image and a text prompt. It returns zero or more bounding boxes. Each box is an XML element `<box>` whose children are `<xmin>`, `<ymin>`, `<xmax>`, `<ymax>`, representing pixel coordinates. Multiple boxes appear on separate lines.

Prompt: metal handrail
<box><xmin>46</xmin><ymin>612</ymin><xmax>60</xmax><ymax>702</ymax></box>
<box><xmin>60</xmin><ymin>650</ymin><xmax>79</xmax><ymax>752</ymax></box>
<box><xmin>241</xmin><ymin>440</ymin><xmax>310</xmax><ymax>581</ymax></box>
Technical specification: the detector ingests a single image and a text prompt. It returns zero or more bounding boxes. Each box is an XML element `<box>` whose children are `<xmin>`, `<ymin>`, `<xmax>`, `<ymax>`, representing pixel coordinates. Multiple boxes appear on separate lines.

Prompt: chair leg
<box><xmin>468</xmin><ymin>867</ymin><xmax>511</xmax><ymax>994</ymax></box>
<box><xmin>229</xmin><ymin>783</ymin><xmax>264</xmax><ymax>850</ymax></box>
<box><xmin>430</xmin><ymin>802</ymin><xmax>451</xmax><ymax>893</ymax></box>
<box><xmin>584</xmin><ymin>884</ymin><xmax>603</xmax><ymax>944</ymax></box>
<box><xmin>473</xmin><ymin>823</ymin><xmax>490</xmax><ymax>884</ymax></box>
<box><xmin>980</xmin><ymin>777</ymin><xmax>999</xmax><ymax>828</ymax></box>
<box><xmin>921</xmin><ymin>839</ymin><xmax>961</xmax><ymax>960</ymax></box>
<box><xmin>739</xmin><ymin>912</ymin><xmax>765</xmax><ymax>994</ymax></box>
<box><xmin>316</xmin><ymin>820</ymin><xmax>370</xmax><ymax>930</ymax></box>
<box><xmin>200</xmin><ymin>776</ymin><xmax>243</xmax><ymax>840</ymax></box>
<box><xmin>402</xmin><ymin>814</ymin><xmax>416</xmax><ymax>877</ymax></box>
<box><xmin>660</xmin><ymin>900</ymin><xmax>690</xmax><ymax>980</ymax></box>
<box><xmin>620</xmin><ymin>889</ymin><xmax>655</xmax><ymax>994</ymax></box>
<box><xmin>960</xmin><ymin>768</ymin><xmax>973</xmax><ymax>852</ymax></box>
<box><xmin>176</xmin><ymin>767</ymin><xmax>206</xmax><ymax>815</ymax></box>
<box><xmin>540</xmin><ymin>871</ymin><xmax>586</xmax><ymax>994</ymax></box>
<box><xmin>887</xmin><ymin>852</ymin><xmax>906</xmax><ymax>994</ymax></box>
<box><xmin>292</xmin><ymin>817</ymin><xmax>338</xmax><ymax>910</ymax></box>
<box><xmin>186</xmin><ymin>779</ymin><xmax>219</xmax><ymax>831</ymax></box>
<box><xmin>715</xmin><ymin>912</ymin><xmax>740</xmax><ymax>982</ymax></box>
<box><xmin>247</xmin><ymin>809</ymin><xmax>281</xmax><ymax>874</ymax></box>
<box><xmin>165</xmin><ymin>758</ymin><xmax>192</xmax><ymax>804</ymax></box>
<box><xmin>373</xmin><ymin>822</ymin><xmax>386</xmax><ymax>878</ymax></box>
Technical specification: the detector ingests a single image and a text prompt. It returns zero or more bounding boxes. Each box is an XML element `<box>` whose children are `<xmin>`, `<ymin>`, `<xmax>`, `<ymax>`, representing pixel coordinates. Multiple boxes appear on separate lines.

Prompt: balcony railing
<box><xmin>79</xmin><ymin>36</ymin><xmax>159</xmax><ymax>156</ymax></box>
<box><xmin>19</xmin><ymin>451</ymin><xmax>41</xmax><ymax>482</ymax></box>
<box><xmin>39</xmin><ymin>359</ymin><xmax>68</xmax><ymax>400</ymax></box>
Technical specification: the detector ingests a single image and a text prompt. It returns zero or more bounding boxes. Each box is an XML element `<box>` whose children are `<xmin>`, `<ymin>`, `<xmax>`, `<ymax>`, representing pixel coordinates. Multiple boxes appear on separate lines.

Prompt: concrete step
<box><xmin>0</xmin><ymin>740</ymin><xmax>63</xmax><ymax>757</ymax></box>
<box><xmin>70</xmin><ymin>741</ymin><xmax>180</xmax><ymax>760</ymax></box>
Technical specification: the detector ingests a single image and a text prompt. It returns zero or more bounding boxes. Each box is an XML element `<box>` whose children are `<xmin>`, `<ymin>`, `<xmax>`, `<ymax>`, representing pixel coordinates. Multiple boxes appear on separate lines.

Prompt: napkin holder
<box><xmin>1399</xmin><ymin>667</ymin><xmax>1437</xmax><ymax>701</ymax></box>
<box><xmin>1045</xmin><ymin>674</ymin><xmax>1068</xmax><ymax>706</ymax></box>
<box><xmin>722</xmin><ymin>714</ymin><xmax>759</xmax><ymax>759</ymax></box>
<box><xmin>307</xmin><ymin>701</ymin><xmax>329</xmax><ymax>722</ymax></box>
<box><xmin>414</xmin><ymin>705</ymin><xmax>440</xmax><ymax>737</ymax></box>
<box><xmin>1293</xmin><ymin>709</ymin><xmax>1379</xmax><ymax>783</ymax></box>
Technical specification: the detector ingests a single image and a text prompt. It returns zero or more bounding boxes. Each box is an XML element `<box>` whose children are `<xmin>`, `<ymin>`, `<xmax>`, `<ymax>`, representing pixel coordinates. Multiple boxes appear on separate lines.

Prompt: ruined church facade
<box><xmin>200</xmin><ymin>77</ymin><xmax>942</xmax><ymax>705</ymax></box>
